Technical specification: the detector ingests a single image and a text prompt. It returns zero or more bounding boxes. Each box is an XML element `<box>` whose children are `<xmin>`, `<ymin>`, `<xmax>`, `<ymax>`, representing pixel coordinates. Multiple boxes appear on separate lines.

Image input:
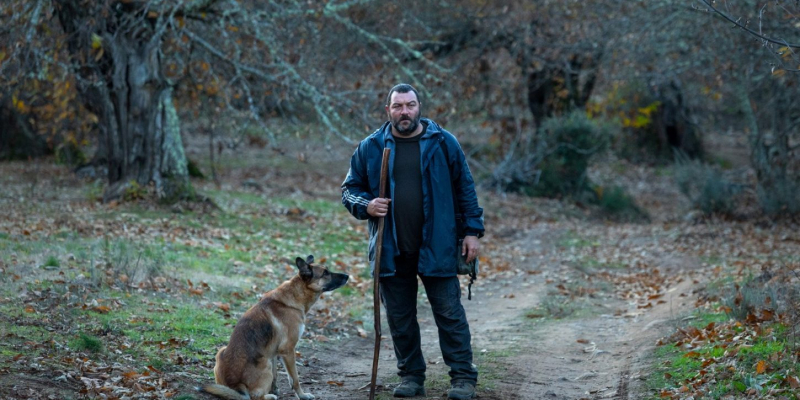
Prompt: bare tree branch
<box><xmin>697</xmin><ymin>0</ymin><xmax>800</xmax><ymax>48</ymax></box>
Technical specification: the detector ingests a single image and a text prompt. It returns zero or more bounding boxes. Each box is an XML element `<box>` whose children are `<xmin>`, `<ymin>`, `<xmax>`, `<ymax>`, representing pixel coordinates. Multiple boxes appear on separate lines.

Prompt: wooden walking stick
<box><xmin>369</xmin><ymin>148</ymin><xmax>391</xmax><ymax>400</ymax></box>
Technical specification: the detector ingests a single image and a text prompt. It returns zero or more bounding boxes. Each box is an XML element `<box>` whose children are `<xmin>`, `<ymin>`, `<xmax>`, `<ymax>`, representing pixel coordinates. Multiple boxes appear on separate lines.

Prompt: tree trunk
<box><xmin>55</xmin><ymin>1</ymin><xmax>191</xmax><ymax>203</ymax></box>
<box><xmin>738</xmin><ymin>84</ymin><xmax>800</xmax><ymax>215</ymax></box>
<box><xmin>526</xmin><ymin>51</ymin><xmax>603</xmax><ymax>124</ymax></box>
<box><xmin>99</xmin><ymin>35</ymin><xmax>189</xmax><ymax>203</ymax></box>
<box><xmin>651</xmin><ymin>80</ymin><xmax>703</xmax><ymax>160</ymax></box>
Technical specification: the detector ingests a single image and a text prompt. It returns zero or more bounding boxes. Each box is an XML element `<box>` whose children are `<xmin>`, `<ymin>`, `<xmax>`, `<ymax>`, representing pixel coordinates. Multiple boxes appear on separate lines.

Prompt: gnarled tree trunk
<box><xmin>55</xmin><ymin>0</ymin><xmax>190</xmax><ymax>203</ymax></box>
<box><xmin>738</xmin><ymin>84</ymin><xmax>800</xmax><ymax>215</ymax></box>
<box><xmin>526</xmin><ymin>51</ymin><xmax>603</xmax><ymax>124</ymax></box>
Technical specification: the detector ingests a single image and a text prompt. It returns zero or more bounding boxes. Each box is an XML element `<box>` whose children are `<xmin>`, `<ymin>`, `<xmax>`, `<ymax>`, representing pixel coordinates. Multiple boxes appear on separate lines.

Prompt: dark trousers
<box><xmin>379</xmin><ymin>252</ymin><xmax>478</xmax><ymax>384</ymax></box>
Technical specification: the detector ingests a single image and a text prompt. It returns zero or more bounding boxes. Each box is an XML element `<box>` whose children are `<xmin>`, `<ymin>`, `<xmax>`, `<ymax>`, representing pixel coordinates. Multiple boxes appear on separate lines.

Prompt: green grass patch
<box><xmin>643</xmin><ymin>310</ymin><xmax>800</xmax><ymax>399</ymax></box>
<box><xmin>474</xmin><ymin>348</ymin><xmax>513</xmax><ymax>390</ymax></box>
<box><xmin>73</xmin><ymin>333</ymin><xmax>104</xmax><ymax>353</ymax></box>
<box><xmin>686</xmin><ymin>312</ymin><xmax>730</xmax><ymax>329</ymax></box>
<box><xmin>43</xmin><ymin>255</ymin><xmax>60</xmax><ymax>268</ymax></box>
<box><xmin>0</xmin><ymin>179</ymin><xmax>370</xmax><ymax>381</ymax></box>
<box><xmin>578</xmin><ymin>257</ymin><xmax>627</xmax><ymax>271</ymax></box>
<box><xmin>557</xmin><ymin>230</ymin><xmax>597</xmax><ymax>249</ymax></box>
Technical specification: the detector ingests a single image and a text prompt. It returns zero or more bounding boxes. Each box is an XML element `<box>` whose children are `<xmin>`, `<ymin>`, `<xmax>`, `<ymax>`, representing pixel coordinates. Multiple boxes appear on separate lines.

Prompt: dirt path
<box><xmin>213</xmin><ymin>221</ymin><xmax>701</xmax><ymax>400</ymax></box>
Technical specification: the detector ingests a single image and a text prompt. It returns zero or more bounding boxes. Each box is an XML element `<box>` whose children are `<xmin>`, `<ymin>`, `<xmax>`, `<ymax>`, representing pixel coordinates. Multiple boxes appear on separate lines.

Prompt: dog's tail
<box><xmin>197</xmin><ymin>384</ymin><xmax>250</xmax><ymax>400</ymax></box>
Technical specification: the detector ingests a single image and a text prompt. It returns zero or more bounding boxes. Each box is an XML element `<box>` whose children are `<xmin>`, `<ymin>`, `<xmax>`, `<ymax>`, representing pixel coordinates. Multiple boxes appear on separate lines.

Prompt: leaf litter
<box><xmin>1</xmin><ymin>154</ymin><xmax>799</xmax><ymax>399</ymax></box>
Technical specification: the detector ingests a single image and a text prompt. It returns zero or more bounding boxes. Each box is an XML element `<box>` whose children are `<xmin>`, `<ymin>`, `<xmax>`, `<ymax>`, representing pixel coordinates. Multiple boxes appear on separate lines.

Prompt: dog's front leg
<box><xmin>280</xmin><ymin>352</ymin><xmax>314</xmax><ymax>399</ymax></box>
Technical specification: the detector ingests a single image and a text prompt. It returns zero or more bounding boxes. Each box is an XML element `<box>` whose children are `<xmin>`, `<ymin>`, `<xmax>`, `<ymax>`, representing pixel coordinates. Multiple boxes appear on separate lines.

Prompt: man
<box><xmin>341</xmin><ymin>83</ymin><xmax>484</xmax><ymax>399</ymax></box>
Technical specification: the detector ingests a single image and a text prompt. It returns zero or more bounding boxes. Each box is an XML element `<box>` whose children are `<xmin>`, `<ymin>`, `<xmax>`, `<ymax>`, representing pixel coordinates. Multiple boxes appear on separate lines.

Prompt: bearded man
<box><xmin>341</xmin><ymin>83</ymin><xmax>484</xmax><ymax>399</ymax></box>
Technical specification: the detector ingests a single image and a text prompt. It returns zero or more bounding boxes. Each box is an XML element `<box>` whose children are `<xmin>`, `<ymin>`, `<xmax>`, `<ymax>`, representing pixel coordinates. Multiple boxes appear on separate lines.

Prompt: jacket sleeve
<box><xmin>342</xmin><ymin>142</ymin><xmax>373</xmax><ymax>220</ymax></box>
<box><xmin>448</xmin><ymin>135</ymin><xmax>485</xmax><ymax>238</ymax></box>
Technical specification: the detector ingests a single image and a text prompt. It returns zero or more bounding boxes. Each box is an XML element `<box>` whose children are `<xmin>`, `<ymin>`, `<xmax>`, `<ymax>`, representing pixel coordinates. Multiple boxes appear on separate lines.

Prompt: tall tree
<box><xmin>695</xmin><ymin>0</ymin><xmax>800</xmax><ymax>214</ymax></box>
<box><xmin>1</xmin><ymin>0</ymin><xmax>443</xmax><ymax>202</ymax></box>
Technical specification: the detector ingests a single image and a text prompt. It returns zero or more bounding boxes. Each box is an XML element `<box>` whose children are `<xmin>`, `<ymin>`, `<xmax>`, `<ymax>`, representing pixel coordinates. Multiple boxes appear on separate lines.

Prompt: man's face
<box><xmin>386</xmin><ymin>91</ymin><xmax>421</xmax><ymax>136</ymax></box>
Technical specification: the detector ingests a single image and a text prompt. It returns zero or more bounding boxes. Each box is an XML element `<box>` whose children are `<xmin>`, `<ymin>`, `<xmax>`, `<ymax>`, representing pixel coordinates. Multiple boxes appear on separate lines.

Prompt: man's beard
<box><xmin>391</xmin><ymin>114</ymin><xmax>420</xmax><ymax>136</ymax></box>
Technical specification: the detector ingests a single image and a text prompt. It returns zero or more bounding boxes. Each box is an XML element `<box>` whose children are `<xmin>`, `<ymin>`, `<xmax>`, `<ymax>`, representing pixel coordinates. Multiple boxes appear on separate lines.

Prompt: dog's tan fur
<box><xmin>200</xmin><ymin>256</ymin><xmax>349</xmax><ymax>400</ymax></box>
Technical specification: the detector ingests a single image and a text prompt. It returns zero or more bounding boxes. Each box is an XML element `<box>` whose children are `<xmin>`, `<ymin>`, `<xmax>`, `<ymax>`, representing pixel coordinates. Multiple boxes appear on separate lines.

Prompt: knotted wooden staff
<box><xmin>369</xmin><ymin>148</ymin><xmax>390</xmax><ymax>400</ymax></box>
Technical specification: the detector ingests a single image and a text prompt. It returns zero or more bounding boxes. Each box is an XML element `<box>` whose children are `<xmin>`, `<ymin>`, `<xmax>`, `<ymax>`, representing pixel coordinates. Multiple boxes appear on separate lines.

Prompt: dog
<box><xmin>199</xmin><ymin>255</ymin><xmax>349</xmax><ymax>400</ymax></box>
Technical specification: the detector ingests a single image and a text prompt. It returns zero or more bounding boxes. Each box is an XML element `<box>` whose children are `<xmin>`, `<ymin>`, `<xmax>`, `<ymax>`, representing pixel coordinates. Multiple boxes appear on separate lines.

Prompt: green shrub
<box><xmin>187</xmin><ymin>158</ymin><xmax>205</xmax><ymax>178</ymax></box>
<box><xmin>597</xmin><ymin>185</ymin><xmax>648</xmax><ymax>221</ymax></box>
<box><xmin>54</xmin><ymin>140</ymin><xmax>87</xmax><ymax>166</ymax></box>
<box><xmin>674</xmin><ymin>152</ymin><xmax>740</xmax><ymax>215</ymax></box>
<box><xmin>123</xmin><ymin>180</ymin><xmax>148</xmax><ymax>201</ymax></box>
<box><xmin>527</xmin><ymin>111</ymin><xmax>611</xmax><ymax>198</ymax></box>
<box><xmin>590</xmin><ymin>81</ymin><xmax>704</xmax><ymax>164</ymax></box>
<box><xmin>757</xmin><ymin>179</ymin><xmax>800</xmax><ymax>216</ymax></box>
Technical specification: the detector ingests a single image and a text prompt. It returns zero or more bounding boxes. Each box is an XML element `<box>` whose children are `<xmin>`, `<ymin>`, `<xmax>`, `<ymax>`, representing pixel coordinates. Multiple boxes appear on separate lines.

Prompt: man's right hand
<box><xmin>367</xmin><ymin>197</ymin><xmax>391</xmax><ymax>217</ymax></box>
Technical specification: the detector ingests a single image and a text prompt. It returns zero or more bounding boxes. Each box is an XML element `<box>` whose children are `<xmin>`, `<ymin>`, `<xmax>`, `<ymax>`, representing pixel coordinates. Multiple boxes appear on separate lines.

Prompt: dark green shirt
<box><xmin>392</xmin><ymin>126</ymin><xmax>425</xmax><ymax>254</ymax></box>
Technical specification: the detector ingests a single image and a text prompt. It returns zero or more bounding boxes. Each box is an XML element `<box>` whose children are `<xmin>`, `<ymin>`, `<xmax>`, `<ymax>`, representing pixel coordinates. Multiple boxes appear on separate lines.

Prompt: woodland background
<box><xmin>1</xmin><ymin>1</ymin><xmax>799</xmax><ymax>399</ymax></box>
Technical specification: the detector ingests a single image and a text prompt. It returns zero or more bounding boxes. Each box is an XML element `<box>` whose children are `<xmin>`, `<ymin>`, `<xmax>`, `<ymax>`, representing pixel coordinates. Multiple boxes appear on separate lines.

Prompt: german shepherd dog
<box><xmin>199</xmin><ymin>255</ymin><xmax>349</xmax><ymax>400</ymax></box>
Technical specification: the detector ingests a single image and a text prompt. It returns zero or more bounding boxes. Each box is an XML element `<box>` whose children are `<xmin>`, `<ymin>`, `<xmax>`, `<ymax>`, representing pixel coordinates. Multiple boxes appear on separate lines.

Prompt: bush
<box><xmin>757</xmin><ymin>180</ymin><xmax>800</xmax><ymax>216</ymax></box>
<box><xmin>528</xmin><ymin>111</ymin><xmax>611</xmax><ymax>198</ymax></box>
<box><xmin>589</xmin><ymin>81</ymin><xmax>703</xmax><ymax>164</ymax></box>
<box><xmin>725</xmin><ymin>285</ymin><xmax>769</xmax><ymax>321</ymax></box>
<box><xmin>187</xmin><ymin>158</ymin><xmax>205</xmax><ymax>178</ymax></box>
<box><xmin>597</xmin><ymin>185</ymin><xmax>649</xmax><ymax>221</ymax></box>
<box><xmin>674</xmin><ymin>152</ymin><xmax>740</xmax><ymax>215</ymax></box>
<box><xmin>54</xmin><ymin>140</ymin><xmax>88</xmax><ymax>166</ymax></box>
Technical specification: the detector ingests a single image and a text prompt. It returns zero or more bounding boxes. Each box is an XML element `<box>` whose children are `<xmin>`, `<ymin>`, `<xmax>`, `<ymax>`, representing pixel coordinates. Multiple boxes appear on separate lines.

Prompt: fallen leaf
<box><xmin>755</xmin><ymin>360</ymin><xmax>767</xmax><ymax>374</ymax></box>
<box><xmin>684</xmin><ymin>351</ymin><xmax>700</xmax><ymax>358</ymax></box>
<box><xmin>786</xmin><ymin>375</ymin><xmax>799</xmax><ymax>389</ymax></box>
<box><xmin>93</xmin><ymin>305</ymin><xmax>111</xmax><ymax>313</ymax></box>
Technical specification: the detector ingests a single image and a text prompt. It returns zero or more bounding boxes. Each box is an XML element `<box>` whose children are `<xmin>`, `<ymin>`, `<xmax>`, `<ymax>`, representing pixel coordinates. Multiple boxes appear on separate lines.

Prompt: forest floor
<box><xmin>1</xmin><ymin>133</ymin><xmax>798</xmax><ymax>400</ymax></box>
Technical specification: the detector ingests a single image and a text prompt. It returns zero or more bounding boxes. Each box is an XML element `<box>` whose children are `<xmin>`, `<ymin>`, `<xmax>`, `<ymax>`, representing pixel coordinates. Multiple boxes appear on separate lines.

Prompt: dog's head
<box><xmin>295</xmin><ymin>255</ymin><xmax>349</xmax><ymax>293</ymax></box>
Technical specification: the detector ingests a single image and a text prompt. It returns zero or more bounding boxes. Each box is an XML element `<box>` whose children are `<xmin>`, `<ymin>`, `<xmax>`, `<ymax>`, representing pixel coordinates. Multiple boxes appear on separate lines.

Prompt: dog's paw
<box><xmin>262</xmin><ymin>395</ymin><xmax>278</xmax><ymax>400</ymax></box>
<box><xmin>296</xmin><ymin>393</ymin><xmax>315</xmax><ymax>400</ymax></box>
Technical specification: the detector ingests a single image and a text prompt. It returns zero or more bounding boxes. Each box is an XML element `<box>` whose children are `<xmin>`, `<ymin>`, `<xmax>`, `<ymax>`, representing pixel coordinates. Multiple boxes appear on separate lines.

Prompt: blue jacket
<box><xmin>342</xmin><ymin>118</ymin><xmax>484</xmax><ymax>277</ymax></box>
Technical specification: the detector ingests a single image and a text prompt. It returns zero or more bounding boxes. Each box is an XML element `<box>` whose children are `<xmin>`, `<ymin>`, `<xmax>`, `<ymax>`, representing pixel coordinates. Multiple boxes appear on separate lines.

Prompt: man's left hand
<box><xmin>461</xmin><ymin>235</ymin><xmax>480</xmax><ymax>264</ymax></box>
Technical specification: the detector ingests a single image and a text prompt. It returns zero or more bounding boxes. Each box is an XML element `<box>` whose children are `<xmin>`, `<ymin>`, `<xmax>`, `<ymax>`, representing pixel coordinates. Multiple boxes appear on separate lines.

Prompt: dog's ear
<box><xmin>306</xmin><ymin>255</ymin><xmax>314</xmax><ymax>265</ymax></box>
<box><xmin>295</xmin><ymin>257</ymin><xmax>313</xmax><ymax>280</ymax></box>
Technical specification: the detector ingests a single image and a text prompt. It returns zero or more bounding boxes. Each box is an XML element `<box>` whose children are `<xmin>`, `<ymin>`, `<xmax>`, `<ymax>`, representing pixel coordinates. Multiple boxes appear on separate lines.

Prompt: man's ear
<box><xmin>295</xmin><ymin>257</ymin><xmax>313</xmax><ymax>279</ymax></box>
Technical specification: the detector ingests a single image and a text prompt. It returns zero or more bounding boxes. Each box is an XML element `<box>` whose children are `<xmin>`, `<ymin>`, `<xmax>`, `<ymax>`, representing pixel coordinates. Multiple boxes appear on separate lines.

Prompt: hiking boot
<box><xmin>393</xmin><ymin>380</ymin><xmax>425</xmax><ymax>397</ymax></box>
<box><xmin>447</xmin><ymin>380</ymin><xmax>476</xmax><ymax>399</ymax></box>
